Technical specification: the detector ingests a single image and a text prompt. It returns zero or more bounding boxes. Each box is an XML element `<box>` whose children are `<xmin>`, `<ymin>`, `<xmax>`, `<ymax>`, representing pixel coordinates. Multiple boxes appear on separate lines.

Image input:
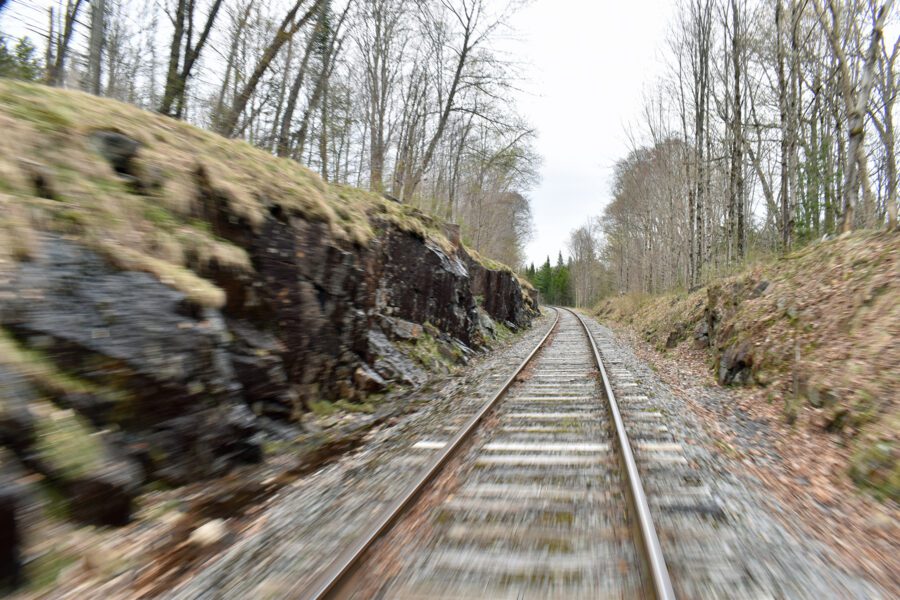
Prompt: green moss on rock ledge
<box><xmin>0</xmin><ymin>80</ymin><xmax>505</xmax><ymax>306</ymax></box>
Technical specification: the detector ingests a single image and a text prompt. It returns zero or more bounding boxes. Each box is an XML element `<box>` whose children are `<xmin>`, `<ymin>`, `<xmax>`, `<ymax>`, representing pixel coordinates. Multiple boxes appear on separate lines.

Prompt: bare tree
<box><xmin>159</xmin><ymin>0</ymin><xmax>225</xmax><ymax>117</ymax></box>
<box><xmin>401</xmin><ymin>0</ymin><xmax>504</xmax><ymax>201</ymax></box>
<box><xmin>87</xmin><ymin>0</ymin><xmax>106</xmax><ymax>94</ymax></box>
<box><xmin>568</xmin><ymin>219</ymin><xmax>604</xmax><ymax>307</ymax></box>
<box><xmin>216</xmin><ymin>0</ymin><xmax>325</xmax><ymax>137</ymax></box>
<box><xmin>294</xmin><ymin>2</ymin><xmax>352</xmax><ymax>162</ymax></box>
<box><xmin>868</xmin><ymin>2</ymin><xmax>899</xmax><ymax>228</ymax></box>
<box><xmin>814</xmin><ymin>0</ymin><xmax>894</xmax><ymax>231</ymax></box>
<box><xmin>357</xmin><ymin>0</ymin><xmax>407</xmax><ymax>192</ymax></box>
<box><xmin>275</xmin><ymin>9</ymin><xmax>322</xmax><ymax>157</ymax></box>
<box><xmin>47</xmin><ymin>0</ymin><xmax>85</xmax><ymax>86</ymax></box>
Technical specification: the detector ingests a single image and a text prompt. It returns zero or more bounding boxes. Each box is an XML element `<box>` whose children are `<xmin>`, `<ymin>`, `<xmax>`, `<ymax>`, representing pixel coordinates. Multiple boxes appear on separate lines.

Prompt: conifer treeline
<box><xmin>524</xmin><ymin>253</ymin><xmax>573</xmax><ymax>307</ymax></box>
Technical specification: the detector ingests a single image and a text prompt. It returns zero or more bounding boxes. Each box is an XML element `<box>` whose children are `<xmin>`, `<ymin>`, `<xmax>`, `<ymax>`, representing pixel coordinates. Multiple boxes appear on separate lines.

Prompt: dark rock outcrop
<box><xmin>378</xmin><ymin>230</ymin><xmax>478</xmax><ymax>344</ymax></box>
<box><xmin>718</xmin><ymin>341</ymin><xmax>754</xmax><ymax>385</ymax></box>
<box><xmin>89</xmin><ymin>130</ymin><xmax>141</xmax><ymax>176</ymax></box>
<box><xmin>0</xmin><ymin>467</ymin><xmax>23</xmax><ymax>591</ymax></box>
<box><xmin>464</xmin><ymin>253</ymin><xmax>535</xmax><ymax>330</ymax></box>
<box><xmin>0</xmin><ymin>367</ymin><xmax>37</xmax><ymax>456</ymax></box>
<box><xmin>199</xmin><ymin>199</ymin><xmax>536</xmax><ymax>408</ymax></box>
<box><xmin>0</xmin><ymin>200</ymin><xmax>536</xmax><ymax>550</ymax></box>
<box><xmin>0</xmin><ymin>236</ymin><xmax>261</xmax><ymax>486</ymax></box>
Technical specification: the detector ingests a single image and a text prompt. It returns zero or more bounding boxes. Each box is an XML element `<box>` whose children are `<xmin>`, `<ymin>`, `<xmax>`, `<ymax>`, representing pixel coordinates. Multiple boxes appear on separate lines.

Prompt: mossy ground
<box><xmin>593</xmin><ymin>231</ymin><xmax>899</xmax><ymax>501</ymax></box>
<box><xmin>0</xmin><ymin>80</ymin><xmax>507</xmax><ymax>308</ymax></box>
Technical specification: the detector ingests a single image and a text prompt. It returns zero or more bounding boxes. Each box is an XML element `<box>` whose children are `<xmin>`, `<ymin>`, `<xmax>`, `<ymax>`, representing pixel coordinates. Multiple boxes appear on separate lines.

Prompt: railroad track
<box><xmin>302</xmin><ymin>308</ymin><xmax>675</xmax><ymax>599</ymax></box>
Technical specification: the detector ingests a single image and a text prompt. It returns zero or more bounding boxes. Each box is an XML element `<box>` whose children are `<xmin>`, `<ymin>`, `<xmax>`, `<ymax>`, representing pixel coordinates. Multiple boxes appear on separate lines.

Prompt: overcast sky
<box><xmin>500</xmin><ymin>0</ymin><xmax>677</xmax><ymax>267</ymax></box>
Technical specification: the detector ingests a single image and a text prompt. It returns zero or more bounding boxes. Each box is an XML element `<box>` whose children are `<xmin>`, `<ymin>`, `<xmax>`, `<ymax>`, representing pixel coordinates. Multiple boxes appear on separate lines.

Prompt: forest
<box><xmin>564</xmin><ymin>0</ymin><xmax>898</xmax><ymax>304</ymax></box>
<box><xmin>523</xmin><ymin>254</ymin><xmax>572</xmax><ymax>307</ymax></box>
<box><xmin>0</xmin><ymin>0</ymin><xmax>538</xmax><ymax>269</ymax></box>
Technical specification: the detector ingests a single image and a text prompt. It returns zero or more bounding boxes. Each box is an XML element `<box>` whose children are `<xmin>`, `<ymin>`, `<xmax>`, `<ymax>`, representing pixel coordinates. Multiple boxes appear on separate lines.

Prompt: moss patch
<box><xmin>0</xmin><ymin>80</ymin><xmax>518</xmax><ymax>306</ymax></box>
<box><xmin>32</xmin><ymin>401</ymin><xmax>106</xmax><ymax>479</ymax></box>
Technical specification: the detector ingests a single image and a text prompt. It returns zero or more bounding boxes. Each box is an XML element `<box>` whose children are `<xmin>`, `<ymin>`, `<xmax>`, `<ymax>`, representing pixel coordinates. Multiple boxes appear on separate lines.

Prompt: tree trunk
<box><xmin>318</xmin><ymin>82</ymin><xmax>329</xmax><ymax>180</ymax></box>
<box><xmin>160</xmin><ymin>0</ymin><xmax>187</xmax><ymax>114</ymax></box>
<box><xmin>217</xmin><ymin>0</ymin><xmax>324</xmax><ymax>137</ymax></box>
<box><xmin>776</xmin><ymin>0</ymin><xmax>792</xmax><ymax>250</ymax></box>
<box><xmin>276</xmin><ymin>28</ymin><xmax>318</xmax><ymax>157</ymax></box>
<box><xmin>403</xmin><ymin>2</ymin><xmax>481</xmax><ymax>201</ymax></box>
<box><xmin>87</xmin><ymin>0</ymin><xmax>106</xmax><ymax>95</ymax></box>
<box><xmin>47</xmin><ymin>0</ymin><xmax>85</xmax><ymax>86</ymax></box>
<box><xmin>816</xmin><ymin>0</ymin><xmax>893</xmax><ymax>232</ymax></box>
<box><xmin>159</xmin><ymin>0</ymin><xmax>224</xmax><ymax>117</ymax></box>
<box><xmin>730</xmin><ymin>0</ymin><xmax>744</xmax><ymax>259</ymax></box>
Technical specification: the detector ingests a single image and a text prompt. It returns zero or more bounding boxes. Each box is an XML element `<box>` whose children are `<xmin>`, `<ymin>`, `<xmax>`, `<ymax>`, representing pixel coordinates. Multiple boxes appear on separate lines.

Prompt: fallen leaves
<box><xmin>608</xmin><ymin>323</ymin><xmax>900</xmax><ymax>596</ymax></box>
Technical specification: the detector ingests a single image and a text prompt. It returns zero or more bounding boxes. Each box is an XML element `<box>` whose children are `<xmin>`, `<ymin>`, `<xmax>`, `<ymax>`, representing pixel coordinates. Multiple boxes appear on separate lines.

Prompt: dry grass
<box><xmin>0</xmin><ymin>80</ymin><xmax>507</xmax><ymax>306</ymax></box>
<box><xmin>594</xmin><ymin>231</ymin><xmax>899</xmax><ymax>500</ymax></box>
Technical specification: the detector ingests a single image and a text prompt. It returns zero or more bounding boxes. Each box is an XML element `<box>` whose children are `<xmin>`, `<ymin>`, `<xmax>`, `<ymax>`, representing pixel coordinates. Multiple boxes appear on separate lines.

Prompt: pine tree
<box><xmin>553</xmin><ymin>252</ymin><xmax>572</xmax><ymax>306</ymax></box>
<box><xmin>0</xmin><ymin>36</ymin><xmax>42</xmax><ymax>81</ymax></box>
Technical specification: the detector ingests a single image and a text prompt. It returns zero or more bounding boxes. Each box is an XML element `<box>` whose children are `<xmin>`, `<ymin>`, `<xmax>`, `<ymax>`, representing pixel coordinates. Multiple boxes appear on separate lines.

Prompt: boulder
<box><xmin>750</xmin><ymin>280</ymin><xmax>770</xmax><ymax>298</ymax></box>
<box><xmin>67</xmin><ymin>468</ymin><xmax>140</xmax><ymax>527</ymax></box>
<box><xmin>718</xmin><ymin>341</ymin><xmax>754</xmax><ymax>385</ymax></box>
<box><xmin>475</xmin><ymin>308</ymin><xmax>496</xmax><ymax>339</ymax></box>
<box><xmin>378</xmin><ymin>316</ymin><xmax>423</xmax><ymax>342</ymax></box>
<box><xmin>89</xmin><ymin>130</ymin><xmax>140</xmax><ymax>175</ymax></box>
<box><xmin>353</xmin><ymin>365</ymin><xmax>386</xmax><ymax>393</ymax></box>
<box><xmin>188</xmin><ymin>519</ymin><xmax>229</xmax><ymax>547</ymax></box>
<box><xmin>369</xmin><ymin>329</ymin><xmax>427</xmax><ymax>387</ymax></box>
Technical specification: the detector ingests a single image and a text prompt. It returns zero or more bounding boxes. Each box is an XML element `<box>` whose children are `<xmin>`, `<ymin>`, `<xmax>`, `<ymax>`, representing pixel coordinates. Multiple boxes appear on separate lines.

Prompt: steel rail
<box><xmin>299</xmin><ymin>308</ymin><xmax>561</xmax><ymax>600</ymax></box>
<box><xmin>568</xmin><ymin>308</ymin><xmax>676</xmax><ymax>600</ymax></box>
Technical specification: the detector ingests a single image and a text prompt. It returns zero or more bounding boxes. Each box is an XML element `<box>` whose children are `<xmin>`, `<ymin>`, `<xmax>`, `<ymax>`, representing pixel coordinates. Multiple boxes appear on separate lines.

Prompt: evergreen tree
<box><xmin>535</xmin><ymin>257</ymin><xmax>552</xmax><ymax>299</ymax></box>
<box><xmin>553</xmin><ymin>252</ymin><xmax>572</xmax><ymax>306</ymax></box>
<box><xmin>529</xmin><ymin>253</ymin><xmax>574</xmax><ymax>306</ymax></box>
<box><xmin>0</xmin><ymin>36</ymin><xmax>42</xmax><ymax>81</ymax></box>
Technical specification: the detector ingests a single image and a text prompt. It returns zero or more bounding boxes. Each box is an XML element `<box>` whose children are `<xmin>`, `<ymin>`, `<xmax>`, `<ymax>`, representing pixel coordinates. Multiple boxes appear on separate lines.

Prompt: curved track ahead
<box><xmin>303</xmin><ymin>308</ymin><xmax>674</xmax><ymax>600</ymax></box>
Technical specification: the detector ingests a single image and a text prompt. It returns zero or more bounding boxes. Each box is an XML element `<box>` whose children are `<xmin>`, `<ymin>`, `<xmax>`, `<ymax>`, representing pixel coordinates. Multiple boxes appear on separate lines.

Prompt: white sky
<box><xmin>501</xmin><ymin>0</ymin><xmax>677</xmax><ymax>267</ymax></box>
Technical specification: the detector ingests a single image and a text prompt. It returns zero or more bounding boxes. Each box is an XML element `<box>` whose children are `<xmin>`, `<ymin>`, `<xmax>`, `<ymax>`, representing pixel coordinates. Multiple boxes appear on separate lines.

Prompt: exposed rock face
<box><xmin>0</xmin><ymin>206</ymin><xmax>536</xmax><ymax>540</ymax></box>
<box><xmin>200</xmin><ymin>203</ymin><xmax>536</xmax><ymax>408</ymax></box>
<box><xmin>89</xmin><ymin>130</ymin><xmax>141</xmax><ymax>176</ymax></box>
<box><xmin>0</xmin><ymin>237</ymin><xmax>260</xmax><ymax>487</ymax></box>
<box><xmin>717</xmin><ymin>341</ymin><xmax>754</xmax><ymax>385</ymax></box>
<box><xmin>464</xmin><ymin>253</ymin><xmax>536</xmax><ymax>330</ymax></box>
<box><xmin>378</xmin><ymin>230</ymin><xmax>479</xmax><ymax>344</ymax></box>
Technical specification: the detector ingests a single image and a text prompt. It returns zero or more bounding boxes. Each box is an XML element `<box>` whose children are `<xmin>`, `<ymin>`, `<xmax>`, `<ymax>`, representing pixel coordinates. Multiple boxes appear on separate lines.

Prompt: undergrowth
<box><xmin>593</xmin><ymin>231</ymin><xmax>899</xmax><ymax>501</ymax></box>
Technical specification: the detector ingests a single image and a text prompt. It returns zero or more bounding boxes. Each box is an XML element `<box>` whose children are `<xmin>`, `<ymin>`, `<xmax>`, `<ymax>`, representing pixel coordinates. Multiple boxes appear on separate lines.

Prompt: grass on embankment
<box><xmin>0</xmin><ymin>80</ymin><xmax>484</xmax><ymax>307</ymax></box>
<box><xmin>593</xmin><ymin>231</ymin><xmax>899</xmax><ymax>502</ymax></box>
